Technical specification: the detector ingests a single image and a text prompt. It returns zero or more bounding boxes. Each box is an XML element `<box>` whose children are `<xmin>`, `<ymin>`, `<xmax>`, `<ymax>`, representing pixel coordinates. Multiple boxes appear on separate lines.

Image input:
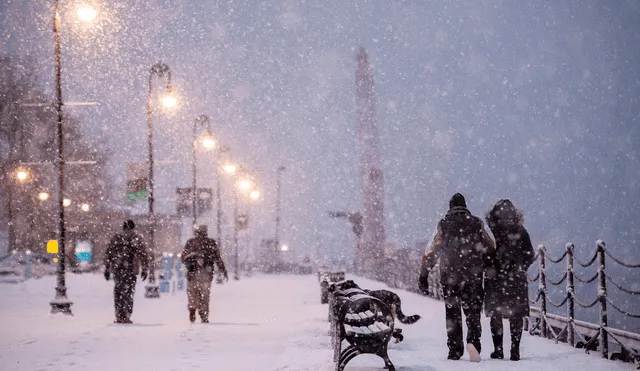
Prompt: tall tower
<box><xmin>355</xmin><ymin>47</ymin><xmax>386</xmax><ymax>278</ymax></box>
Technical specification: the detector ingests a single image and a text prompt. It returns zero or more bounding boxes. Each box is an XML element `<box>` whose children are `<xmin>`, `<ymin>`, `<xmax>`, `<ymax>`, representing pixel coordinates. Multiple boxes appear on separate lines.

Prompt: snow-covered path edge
<box><xmin>0</xmin><ymin>273</ymin><xmax>635</xmax><ymax>370</ymax></box>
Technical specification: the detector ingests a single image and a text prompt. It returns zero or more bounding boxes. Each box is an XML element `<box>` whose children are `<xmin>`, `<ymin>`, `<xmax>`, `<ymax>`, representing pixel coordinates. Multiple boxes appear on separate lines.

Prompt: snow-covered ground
<box><xmin>0</xmin><ymin>273</ymin><xmax>635</xmax><ymax>371</ymax></box>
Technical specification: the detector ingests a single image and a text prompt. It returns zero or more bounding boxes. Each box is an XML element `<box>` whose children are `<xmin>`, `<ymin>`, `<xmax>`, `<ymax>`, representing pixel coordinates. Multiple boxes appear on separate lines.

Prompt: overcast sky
<box><xmin>1</xmin><ymin>1</ymin><xmax>639</xmax><ymax>276</ymax></box>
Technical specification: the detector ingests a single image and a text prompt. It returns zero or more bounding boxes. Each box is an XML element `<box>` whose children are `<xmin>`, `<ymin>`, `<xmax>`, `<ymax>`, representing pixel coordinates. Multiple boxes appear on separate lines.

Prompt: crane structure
<box><xmin>328</xmin><ymin>211</ymin><xmax>363</xmax><ymax>273</ymax></box>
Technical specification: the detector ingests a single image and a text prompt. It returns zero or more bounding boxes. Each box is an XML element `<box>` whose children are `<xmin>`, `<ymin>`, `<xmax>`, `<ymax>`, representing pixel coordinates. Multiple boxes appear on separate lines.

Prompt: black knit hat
<box><xmin>449</xmin><ymin>193</ymin><xmax>467</xmax><ymax>209</ymax></box>
<box><xmin>123</xmin><ymin>219</ymin><xmax>135</xmax><ymax>230</ymax></box>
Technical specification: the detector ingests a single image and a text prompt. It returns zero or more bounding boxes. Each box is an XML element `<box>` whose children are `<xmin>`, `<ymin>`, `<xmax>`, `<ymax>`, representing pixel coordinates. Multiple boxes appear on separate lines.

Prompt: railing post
<box><xmin>596</xmin><ymin>240</ymin><xmax>608</xmax><ymax>359</ymax></box>
<box><xmin>566</xmin><ymin>243</ymin><xmax>575</xmax><ymax>347</ymax></box>
<box><xmin>538</xmin><ymin>244</ymin><xmax>547</xmax><ymax>339</ymax></box>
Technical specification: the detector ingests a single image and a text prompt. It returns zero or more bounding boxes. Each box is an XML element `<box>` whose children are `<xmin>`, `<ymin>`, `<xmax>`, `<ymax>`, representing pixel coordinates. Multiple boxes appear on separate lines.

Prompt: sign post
<box><xmin>126</xmin><ymin>163</ymin><xmax>148</xmax><ymax>201</ymax></box>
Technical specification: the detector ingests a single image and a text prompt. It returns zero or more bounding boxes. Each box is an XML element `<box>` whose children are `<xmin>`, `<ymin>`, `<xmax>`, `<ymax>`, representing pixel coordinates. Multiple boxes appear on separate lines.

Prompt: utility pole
<box><xmin>275</xmin><ymin>166</ymin><xmax>286</xmax><ymax>250</ymax></box>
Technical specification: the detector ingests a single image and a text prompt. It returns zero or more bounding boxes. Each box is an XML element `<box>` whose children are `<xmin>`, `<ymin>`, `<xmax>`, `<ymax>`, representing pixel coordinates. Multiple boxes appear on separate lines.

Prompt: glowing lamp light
<box><xmin>237</xmin><ymin>178</ymin><xmax>253</xmax><ymax>191</ymax></box>
<box><xmin>161</xmin><ymin>94</ymin><xmax>177</xmax><ymax>108</ymax></box>
<box><xmin>80</xmin><ymin>203</ymin><xmax>90</xmax><ymax>212</ymax></box>
<box><xmin>280</xmin><ymin>244</ymin><xmax>289</xmax><ymax>252</ymax></box>
<box><xmin>201</xmin><ymin>134</ymin><xmax>216</xmax><ymax>150</ymax></box>
<box><xmin>63</xmin><ymin>198</ymin><xmax>72</xmax><ymax>207</ymax></box>
<box><xmin>223</xmin><ymin>163</ymin><xmax>237</xmax><ymax>175</ymax></box>
<box><xmin>250</xmin><ymin>190</ymin><xmax>260</xmax><ymax>200</ymax></box>
<box><xmin>76</xmin><ymin>4</ymin><xmax>97</xmax><ymax>22</ymax></box>
<box><xmin>38</xmin><ymin>192</ymin><xmax>50</xmax><ymax>201</ymax></box>
<box><xmin>16</xmin><ymin>170</ymin><xmax>29</xmax><ymax>182</ymax></box>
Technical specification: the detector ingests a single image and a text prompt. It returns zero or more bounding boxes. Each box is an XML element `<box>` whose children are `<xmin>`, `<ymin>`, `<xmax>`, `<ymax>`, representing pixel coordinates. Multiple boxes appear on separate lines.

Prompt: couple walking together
<box><xmin>422</xmin><ymin>193</ymin><xmax>536</xmax><ymax>362</ymax></box>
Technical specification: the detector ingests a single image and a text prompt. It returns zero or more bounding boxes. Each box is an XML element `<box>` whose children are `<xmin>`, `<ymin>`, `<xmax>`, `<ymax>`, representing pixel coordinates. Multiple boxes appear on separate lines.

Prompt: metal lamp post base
<box><xmin>50</xmin><ymin>290</ymin><xmax>73</xmax><ymax>315</ymax></box>
<box><xmin>50</xmin><ymin>300</ymin><xmax>73</xmax><ymax>315</ymax></box>
<box><xmin>144</xmin><ymin>284</ymin><xmax>161</xmax><ymax>298</ymax></box>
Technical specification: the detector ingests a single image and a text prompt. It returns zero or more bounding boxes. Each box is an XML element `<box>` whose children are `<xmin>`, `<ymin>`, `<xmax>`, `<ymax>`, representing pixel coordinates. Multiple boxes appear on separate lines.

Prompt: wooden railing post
<box><xmin>566</xmin><ymin>243</ymin><xmax>575</xmax><ymax>347</ymax></box>
<box><xmin>538</xmin><ymin>244</ymin><xmax>547</xmax><ymax>338</ymax></box>
<box><xmin>596</xmin><ymin>240</ymin><xmax>608</xmax><ymax>359</ymax></box>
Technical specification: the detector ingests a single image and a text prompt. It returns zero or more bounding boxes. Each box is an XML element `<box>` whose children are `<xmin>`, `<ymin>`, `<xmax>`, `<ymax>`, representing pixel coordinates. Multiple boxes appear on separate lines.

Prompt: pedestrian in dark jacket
<box><xmin>484</xmin><ymin>199</ymin><xmax>535</xmax><ymax>361</ymax></box>
<box><xmin>423</xmin><ymin>193</ymin><xmax>495</xmax><ymax>361</ymax></box>
<box><xmin>104</xmin><ymin>219</ymin><xmax>149</xmax><ymax>324</ymax></box>
<box><xmin>182</xmin><ymin>225</ymin><xmax>228</xmax><ymax>323</ymax></box>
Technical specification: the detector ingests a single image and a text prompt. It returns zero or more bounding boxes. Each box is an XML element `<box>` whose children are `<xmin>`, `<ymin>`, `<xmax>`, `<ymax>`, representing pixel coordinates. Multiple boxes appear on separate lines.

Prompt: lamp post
<box><xmin>50</xmin><ymin>0</ymin><xmax>96</xmax><ymax>315</ymax></box>
<box><xmin>191</xmin><ymin>114</ymin><xmax>214</xmax><ymax>231</ymax></box>
<box><xmin>6</xmin><ymin>168</ymin><xmax>31</xmax><ymax>253</ymax></box>
<box><xmin>215</xmin><ymin>146</ymin><xmax>232</xmax><ymax>249</ymax></box>
<box><xmin>232</xmin><ymin>172</ymin><xmax>256</xmax><ymax>280</ymax></box>
<box><xmin>146</xmin><ymin>62</ymin><xmax>175</xmax><ymax>299</ymax></box>
<box><xmin>275</xmin><ymin>165</ymin><xmax>286</xmax><ymax>250</ymax></box>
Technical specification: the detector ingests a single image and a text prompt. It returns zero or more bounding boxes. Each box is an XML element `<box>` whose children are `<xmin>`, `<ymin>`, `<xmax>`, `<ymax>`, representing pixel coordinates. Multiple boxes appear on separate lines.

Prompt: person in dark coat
<box><xmin>484</xmin><ymin>199</ymin><xmax>536</xmax><ymax>361</ymax></box>
<box><xmin>423</xmin><ymin>193</ymin><xmax>495</xmax><ymax>360</ymax></box>
<box><xmin>104</xmin><ymin>219</ymin><xmax>149</xmax><ymax>324</ymax></box>
<box><xmin>182</xmin><ymin>225</ymin><xmax>228</xmax><ymax>323</ymax></box>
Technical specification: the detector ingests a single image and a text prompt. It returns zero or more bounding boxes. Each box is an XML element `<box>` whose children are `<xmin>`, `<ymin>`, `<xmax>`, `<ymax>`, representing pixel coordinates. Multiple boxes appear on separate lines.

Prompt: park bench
<box><xmin>328</xmin><ymin>280</ymin><xmax>396</xmax><ymax>371</ymax></box>
<box><xmin>318</xmin><ymin>270</ymin><xmax>345</xmax><ymax>304</ymax></box>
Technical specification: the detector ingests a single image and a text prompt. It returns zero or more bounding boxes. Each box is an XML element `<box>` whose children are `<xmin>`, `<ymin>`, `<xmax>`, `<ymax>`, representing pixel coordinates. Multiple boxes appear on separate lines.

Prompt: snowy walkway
<box><xmin>0</xmin><ymin>273</ymin><xmax>635</xmax><ymax>371</ymax></box>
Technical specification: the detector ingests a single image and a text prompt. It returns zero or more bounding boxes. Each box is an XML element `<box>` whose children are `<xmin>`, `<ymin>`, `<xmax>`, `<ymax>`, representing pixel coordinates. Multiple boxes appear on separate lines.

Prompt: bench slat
<box><xmin>375</xmin><ymin>321</ymin><xmax>391</xmax><ymax>332</ymax></box>
<box><xmin>345</xmin><ymin>313</ymin><xmax>360</xmax><ymax>321</ymax></box>
<box><xmin>364</xmin><ymin>310</ymin><xmax>375</xmax><ymax>318</ymax></box>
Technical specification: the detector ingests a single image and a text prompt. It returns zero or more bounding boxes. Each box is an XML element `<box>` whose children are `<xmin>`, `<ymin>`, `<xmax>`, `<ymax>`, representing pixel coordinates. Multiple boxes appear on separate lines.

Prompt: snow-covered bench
<box><xmin>329</xmin><ymin>281</ymin><xmax>396</xmax><ymax>371</ymax></box>
<box><xmin>318</xmin><ymin>270</ymin><xmax>345</xmax><ymax>304</ymax></box>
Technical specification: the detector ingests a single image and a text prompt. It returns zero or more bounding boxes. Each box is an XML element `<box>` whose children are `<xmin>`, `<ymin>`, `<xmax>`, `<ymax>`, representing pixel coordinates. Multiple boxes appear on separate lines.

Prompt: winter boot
<box><xmin>510</xmin><ymin>344</ymin><xmax>520</xmax><ymax>361</ymax></box>
<box><xmin>490</xmin><ymin>334</ymin><xmax>504</xmax><ymax>359</ymax></box>
<box><xmin>199</xmin><ymin>310</ymin><xmax>209</xmax><ymax>324</ymax></box>
<box><xmin>189</xmin><ymin>309</ymin><xmax>196</xmax><ymax>323</ymax></box>
<box><xmin>490</xmin><ymin>348</ymin><xmax>504</xmax><ymax>359</ymax></box>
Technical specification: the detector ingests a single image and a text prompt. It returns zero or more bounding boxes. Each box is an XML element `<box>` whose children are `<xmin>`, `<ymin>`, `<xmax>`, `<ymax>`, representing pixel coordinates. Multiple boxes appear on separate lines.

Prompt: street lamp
<box><xmin>16</xmin><ymin>169</ymin><xmax>30</xmax><ymax>182</ymax></box>
<box><xmin>275</xmin><ymin>165</ymin><xmax>286</xmax><ymax>252</ymax></box>
<box><xmin>76</xmin><ymin>4</ymin><xmax>97</xmax><ymax>22</ymax></box>
<box><xmin>38</xmin><ymin>192</ymin><xmax>50</xmax><ymax>201</ymax></box>
<box><xmin>223</xmin><ymin>162</ymin><xmax>237</xmax><ymax>175</ymax></box>
<box><xmin>63</xmin><ymin>198</ymin><xmax>72</xmax><ymax>207</ymax></box>
<box><xmin>212</xmin><ymin>145</ymin><xmax>232</xmax><ymax>265</ymax></box>
<box><xmin>146</xmin><ymin>62</ymin><xmax>176</xmax><ymax>299</ymax></box>
<box><xmin>6</xmin><ymin>168</ymin><xmax>32</xmax><ymax>254</ymax></box>
<box><xmin>50</xmin><ymin>0</ymin><xmax>96</xmax><ymax>315</ymax></box>
<box><xmin>230</xmin><ymin>169</ymin><xmax>258</xmax><ymax>280</ymax></box>
<box><xmin>192</xmin><ymin>114</ymin><xmax>214</xmax><ymax>230</ymax></box>
<box><xmin>80</xmin><ymin>203</ymin><xmax>90</xmax><ymax>212</ymax></box>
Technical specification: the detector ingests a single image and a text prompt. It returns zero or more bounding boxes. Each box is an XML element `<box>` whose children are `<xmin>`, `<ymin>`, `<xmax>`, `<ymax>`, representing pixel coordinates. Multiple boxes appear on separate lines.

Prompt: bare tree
<box><xmin>0</xmin><ymin>54</ymin><xmax>111</xmax><ymax>253</ymax></box>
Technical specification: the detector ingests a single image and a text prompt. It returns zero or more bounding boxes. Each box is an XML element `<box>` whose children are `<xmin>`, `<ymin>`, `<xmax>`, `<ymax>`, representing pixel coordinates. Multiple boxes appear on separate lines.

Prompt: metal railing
<box><xmin>526</xmin><ymin>240</ymin><xmax>640</xmax><ymax>366</ymax></box>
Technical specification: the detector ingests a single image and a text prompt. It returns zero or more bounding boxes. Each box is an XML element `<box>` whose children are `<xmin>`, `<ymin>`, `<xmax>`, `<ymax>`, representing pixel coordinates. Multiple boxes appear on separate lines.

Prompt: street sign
<box><xmin>197</xmin><ymin>188</ymin><xmax>212</xmax><ymax>214</ymax></box>
<box><xmin>75</xmin><ymin>240</ymin><xmax>93</xmax><ymax>263</ymax></box>
<box><xmin>176</xmin><ymin>187</ymin><xmax>191</xmax><ymax>216</ymax></box>
<box><xmin>126</xmin><ymin>163</ymin><xmax>148</xmax><ymax>201</ymax></box>
<box><xmin>236</xmin><ymin>214</ymin><xmax>249</xmax><ymax>231</ymax></box>
<box><xmin>47</xmin><ymin>240</ymin><xmax>59</xmax><ymax>254</ymax></box>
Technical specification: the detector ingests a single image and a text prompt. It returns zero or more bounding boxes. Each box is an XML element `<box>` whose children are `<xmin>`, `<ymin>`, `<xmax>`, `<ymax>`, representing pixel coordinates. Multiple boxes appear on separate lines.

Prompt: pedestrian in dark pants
<box><xmin>182</xmin><ymin>225</ymin><xmax>228</xmax><ymax>323</ymax></box>
<box><xmin>423</xmin><ymin>193</ymin><xmax>495</xmax><ymax>361</ymax></box>
<box><xmin>484</xmin><ymin>199</ymin><xmax>536</xmax><ymax>361</ymax></box>
<box><xmin>104</xmin><ymin>220</ymin><xmax>149</xmax><ymax>324</ymax></box>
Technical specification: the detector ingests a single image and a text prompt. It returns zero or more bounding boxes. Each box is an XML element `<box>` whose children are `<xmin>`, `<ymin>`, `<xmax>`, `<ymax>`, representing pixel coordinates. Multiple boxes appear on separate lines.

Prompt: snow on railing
<box><xmin>527</xmin><ymin>240</ymin><xmax>640</xmax><ymax>367</ymax></box>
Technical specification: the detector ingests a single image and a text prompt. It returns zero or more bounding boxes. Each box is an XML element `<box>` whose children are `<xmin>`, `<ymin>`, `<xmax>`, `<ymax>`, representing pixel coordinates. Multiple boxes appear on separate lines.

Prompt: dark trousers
<box><xmin>443</xmin><ymin>283</ymin><xmax>483</xmax><ymax>356</ymax></box>
<box><xmin>490</xmin><ymin>314</ymin><xmax>523</xmax><ymax>350</ymax></box>
<box><xmin>114</xmin><ymin>274</ymin><xmax>136</xmax><ymax>321</ymax></box>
